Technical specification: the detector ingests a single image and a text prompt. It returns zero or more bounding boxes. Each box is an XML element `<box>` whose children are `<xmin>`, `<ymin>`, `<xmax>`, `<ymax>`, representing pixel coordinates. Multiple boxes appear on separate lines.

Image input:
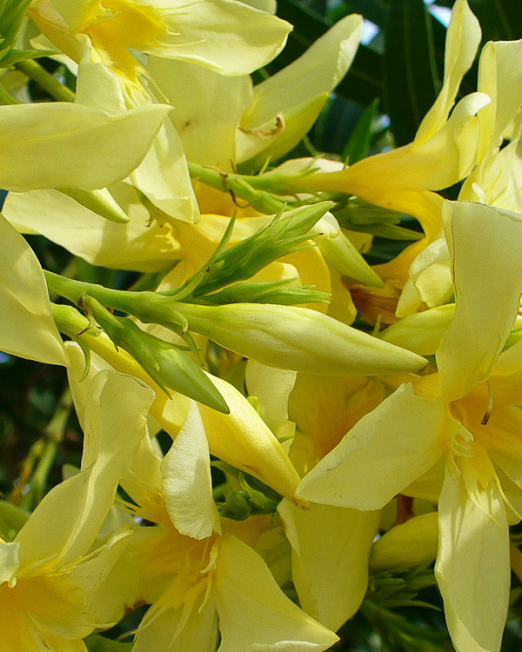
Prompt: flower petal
<box><xmin>0</xmin><ymin>214</ymin><xmax>66</xmax><ymax>366</ymax></box>
<box><xmin>297</xmin><ymin>384</ymin><xmax>446</xmax><ymax>509</ymax></box>
<box><xmin>15</xmin><ymin>371</ymin><xmax>154</xmax><ymax>567</ymax></box>
<box><xmin>133</xmin><ymin>586</ymin><xmax>218</xmax><ymax>652</ymax></box>
<box><xmin>279</xmin><ymin>500</ymin><xmax>380</xmax><ymax>631</ymax></box>
<box><xmin>144</xmin><ymin>0</ymin><xmax>292</xmax><ymax>76</ymax></box>
<box><xmin>161</xmin><ymin>401</ymin><xmax>220</xmax><ymax>540</ymax></box>
<box><xmin>0</xmin><ymin>540</ymin><xmax>20</xmax><ymax>585</ymax></box>
<box><xmin>3</xmin><ymin>184</ymin><xmax>180</xmax><ymax>272</ymax></box>
<box><xmin>435</xmin><ymin>471</ymin><xmax>510</xmax><ymax>652</ymax></box>
<box><xmin>438</xmin><ymin>201</ymin><xmax>522</xmax><ymax>401</ymax></box>
<box><xmin>242</xmin><ymin>15</ymin><xmax>361</xmax><ymax>130</ymax></box>
<box><xmin>198</xmin><ymin>375</ymin><xmax>302</xmax><ymax>503</ymax></box>
<box><xmin>476</xmin><ymin>39</ymin><xmax>522</xmax><ymax>162</ymax></box>
<box><xmin>215</xmin><ymin>535</ymin><xmax>339</xmax><ymax>651</ymax></box>
<box><xmin>415</xmin><ymin>0</ymin><xmax>481</xmax><ymax>143</ymax></box>
<box><xmin>130</xmin><ymin>120</ymin><xmax>200</xmax><ymax>222</ymax></box>
<box><xmin>148</xmin><ymin>56</ymin><xmax>252</xmax><ymax>169</ymax></box>
<box><xmin>237</xmin><ymin>14</ymin><xmax>362</xmax><ymax>165</ymax></box>
<box><xmin>0</xmin><ymin>102</ymin><xmax>170</xmax><ymax>191</ymax></box>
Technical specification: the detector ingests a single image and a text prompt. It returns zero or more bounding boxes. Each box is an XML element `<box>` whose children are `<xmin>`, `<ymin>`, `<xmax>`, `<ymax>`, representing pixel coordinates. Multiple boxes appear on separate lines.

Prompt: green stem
<box><xmin>45</xmin><ymin>270</ymin><xmax>146</xmax><ymax>311</ymax></box>
<box><xmin>188</xmin><ymin>161</ymin><xmax>286</xmax><ymax>214</ymax></box>
<box><xmin>45</xmin><ymin>271</ymin><xmax>183</xmax><ymax>327</ymax></box>
<box><xmin>15</xmin><ymin>59</ymin><xmax>76</xmax><ymax>103</ymax></box>
<box><xmin>188</xmin><ymin>161</ymin><xmax>343</xmax><ymax>200</ymax></box>
<box><xmin>24</xmin><ymin>439</ymin><xmax>58</xmax><ymax>509</ymax></box>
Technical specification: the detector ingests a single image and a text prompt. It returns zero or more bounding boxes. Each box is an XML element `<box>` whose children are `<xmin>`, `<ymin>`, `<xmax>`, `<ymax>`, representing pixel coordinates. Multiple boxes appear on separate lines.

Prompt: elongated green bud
<box><xmin>84</xmin><ymin>297</ymin><xmax>229</xmax><ymax>414</ymax></box>
<box><xmin>168</xmin><ymin>303</ymin><xmax>427</xmax><ymax>376</ymax></box>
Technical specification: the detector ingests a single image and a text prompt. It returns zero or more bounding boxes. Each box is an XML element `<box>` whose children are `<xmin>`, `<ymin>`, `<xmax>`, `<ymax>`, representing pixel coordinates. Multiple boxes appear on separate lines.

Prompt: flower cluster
<box><xmin>1</xmin><ymin>0</ymin><xmax>522</xmax><ymax>650</ymax></box>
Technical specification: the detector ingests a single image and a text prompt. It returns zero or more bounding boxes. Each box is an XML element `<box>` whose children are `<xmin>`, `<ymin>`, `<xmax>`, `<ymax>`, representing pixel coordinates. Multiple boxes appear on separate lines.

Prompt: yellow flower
<box><xmin>291</xmin><ymin>0</ymin><xmax>485</xmax><ymax>284</ymax></box>
<box><xmin>298</xmin><ymin>201</ymin><xmax>522</xmax><ymax>652</ymax></box>
<box><xmin>96</xmin><ymin>401</ymin><xmax>339</xmax><ymax>651</ymax></box>
<box><xmin>243</xmin><ymin>362</ymin><xmax>382</xmax><ymax>633</ymax></box>
<box><xmin>0</xmin><ymin>371</ymin><xmax>154</xmax><ymax>651</ymax></box>
<box><xmin>66</xmin><ymin>340</ymin><xmax>304</xmax><ymax>505</ymax></box>
<box><xmin>28</xmin><ymin>0</ymin><xmax>292</xmax><ymax>94</ymax></box>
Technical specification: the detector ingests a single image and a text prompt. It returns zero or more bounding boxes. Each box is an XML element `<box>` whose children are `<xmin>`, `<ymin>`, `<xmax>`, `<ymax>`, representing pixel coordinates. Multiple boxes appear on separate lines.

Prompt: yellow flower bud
<box><xmin>174</xmin><ymin>302</ymin><xmax>427</xmax><ymax>376</ymax></box>
<box><xmin>370</xmin><ymin>512</ymin><xmax>439</xmax><ymax>572</ymax></box>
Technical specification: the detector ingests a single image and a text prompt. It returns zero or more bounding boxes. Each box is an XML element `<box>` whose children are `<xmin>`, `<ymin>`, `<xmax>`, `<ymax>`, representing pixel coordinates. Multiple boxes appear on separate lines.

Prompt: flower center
<box><xmin>76</xmin><ymin>0</ymin><xmax>167</xmax><ymax>86</ymax></box>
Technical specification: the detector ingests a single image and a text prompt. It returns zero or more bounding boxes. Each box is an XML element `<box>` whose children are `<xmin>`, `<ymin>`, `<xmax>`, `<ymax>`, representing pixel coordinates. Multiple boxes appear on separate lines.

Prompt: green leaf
<box><xmin>469</xmin><ymin>0</ymin><xmax>522</xmax><ymax>41</ymax></box>
<box><xmin>342</xmin><ymin>98</ymin><xmax>380</xmax><ymax>163</ymax></box>
<box><xmin>275</xmin><ymin>0</ymin><xmax>383</xmax><ymax>106</ymax></box>
<box><xmin>383</xmin><ymin>0</ymin><xmax>440</xmax><ymax>146</ymax></box>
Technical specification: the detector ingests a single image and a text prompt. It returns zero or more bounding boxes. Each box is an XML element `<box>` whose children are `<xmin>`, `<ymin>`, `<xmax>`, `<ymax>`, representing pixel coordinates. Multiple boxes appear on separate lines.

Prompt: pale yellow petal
<box><xmin>0</xmin><ymin>102</ymin><xmax>170</xmax><ymax>191</ymax></box>
<box><xmin>242</xmin><ymin>15</ymin><xmax>361</xmax><ymax>129</ymax></box>
<box><xmin>15</xmin><ymin>371</ymin><xmax>153</xmax><ymax>567</ymax></box>
<box><xmin>215</xmin><ymin>535</ymin><xmax>339</xmax><ymax>651</ymax></box>
<box><xmin>461</xmin><ymin>136</ymin><xmax>522</xmax><ymax>213</ymax></box>
<box><xmin>237</xmin><ymin>94</ymin><xmax>329</xmax><ymax>168</ymax></box>
<box><xmin>0</xmin><ymin>540</ymin><xmax>20</xmax><ymax>585</ymax></box>
<box><xmin>415</xmin><ymin>0</ymin><xmax>481</xmax><ymax>143</ymax></box>
<box><xmin>238</xmin><ymin>14</ymin><xmax>361</xmax><ymax>166</ymax></box>
<box><xmin>133</xmin><ymin>587</ymin><xmax>218</xmax><ymax>652</ymax></box>
<box><xmin>161</xmin><ymin>401</ymin><xmax>220</xmax><ymax>539</ymax></box>
<box><xmin>297</xmin><ymin>384</ymin><xmax>446</xmax><ymax>509</ymax></box>
<box><xmin>245</xmin><ymin>361</ymin><xmax>297</xmax><ymax>441</ymax></box>
<box><xmin>67</xmin><ymin>528</ymin><xmax>133</xmax><ymax>627</ymax></box>
<box><xmin>436</xmin><ymin>472</ymin><xmax>510</xmax><ymax>652</ymax></box>
<box><xmin>476</xmin><ymin>39</ymin><xmax>522</xmax><ymax>162</ymax></box>
<box><xmin>370</xmin><ymin>512</ymin><xmax>438</xmax><ymax>571</ymax></box>
<box><xmin>0</xmin><ymin>214</ymin><xmax>66</xmax><ymax>366</ymax></box>
<box><xmin>279</xmin><ymin>500</ymin><xmax>380</xmax><ymax>632</ymax></box>
<box><xmin>130</xmin><ymin>120</ymin><xmax>200</xmax><ymax>222</ymax></box>
<box><xmin>143</xmin><ymin>0</ymin><xmax>292</xmax><ymax>75</ymax></box>
<box><xmin>3</xmin><ymin>184</ymin><xmax>180</xmax><ymax>272</ymax></box>
<box><xmin>438</xmin><ymin>201</ymin><xmax>522</xmax><ymax>402</ymax></box>
<box><xmin>148</xmin><ymin>56</ymin><xmax>252</xmax><ymax>168</ymax></box>
<box><xmin>198</xmin><ymin>375</ymin><xmax>302</xmax><ymax>503</ymax></box>
<box><xmin>381</xmin><ymin>304</ymin><xmax>455</xmax><ymax>356</ymax></box>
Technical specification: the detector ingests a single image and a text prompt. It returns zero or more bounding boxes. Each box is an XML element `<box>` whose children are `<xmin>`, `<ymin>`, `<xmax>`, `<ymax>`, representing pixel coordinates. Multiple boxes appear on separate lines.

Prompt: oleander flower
<box><xmin>0</xmin><ymin>370</ymin><xmax>154</xmax><ymax>651</ymax></box>
<box><xmin>290</xmin><ymin>0</ymin><xmax>485</xmax><ymax>284</ymax></box>
<box><xmin>298</xmin><ymin>201</ymin><xmax>522</xmax><ymax>652</ymax></box>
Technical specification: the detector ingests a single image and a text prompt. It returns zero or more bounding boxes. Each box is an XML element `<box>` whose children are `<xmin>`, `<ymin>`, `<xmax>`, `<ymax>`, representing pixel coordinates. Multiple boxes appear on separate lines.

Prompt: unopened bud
<box><xmin>172</xmin><ymin>302</ymin><xmax>427</xmax><ymax>376</ymax></box>
<box><xmin>84</xmin><ymin>297</ymin><xmax>229</xmax><ymax>413</ymax></box>
<box><xmin>370</xmin><ymin>512</ymin><xmax>439</xmax><ymax>572</ymax></box>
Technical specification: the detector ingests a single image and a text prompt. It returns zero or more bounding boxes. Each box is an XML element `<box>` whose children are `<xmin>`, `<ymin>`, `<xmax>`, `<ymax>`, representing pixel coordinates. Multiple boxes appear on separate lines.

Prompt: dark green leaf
<box><xmin>275</xmin><ymin>0</ymin><xmax>383</xmax><ymax>106</ymax></box>
<box><xmin>383</xmin><ymin>0</ymin><xmax>440</xmax><ymax>145</ymax></box>
<box><xmin>469</xmin><ymin>0</ymin><xmax>522</xmax><ymax>41</ymax></box>
<box><xmin>342</xmin><ymin>97</ymin><xmax>380</xmax><ymax>163</ymax></box>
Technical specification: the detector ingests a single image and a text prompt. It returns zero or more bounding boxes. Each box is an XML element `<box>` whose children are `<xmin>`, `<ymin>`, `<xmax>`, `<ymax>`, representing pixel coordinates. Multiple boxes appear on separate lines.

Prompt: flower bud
<box><xmin>85</xmin><ymin>297</ymin><xmax>229</xmax><ymax>413</ymax></box>
<box><xmin>370</xmin><ymin>512</ymin><xmax>439</xmax><ymax>572</ymax></box>
<box><xmin>172</xmin><ymin>302</ymin><xmax>427</xmax><ymax>376</ymax></box>
<box><xmin>380</xmin><ymin>304</ymin><xmax>455</xmax><ymax>356</ymax></box>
